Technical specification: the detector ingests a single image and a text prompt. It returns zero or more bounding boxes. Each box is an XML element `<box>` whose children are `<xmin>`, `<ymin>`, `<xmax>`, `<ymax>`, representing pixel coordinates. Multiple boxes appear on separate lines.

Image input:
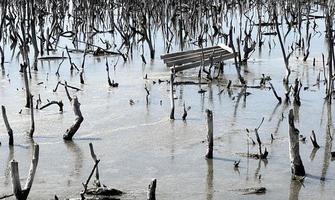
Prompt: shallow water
<box><xmin>1</xmin><ymin>2</ymin><xmax>335</xmax><ymax>200</ymax></box>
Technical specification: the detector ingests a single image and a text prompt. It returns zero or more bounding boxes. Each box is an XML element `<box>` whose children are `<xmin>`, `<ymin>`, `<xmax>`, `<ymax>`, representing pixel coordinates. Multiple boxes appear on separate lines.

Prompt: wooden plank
<box><xmin>160</xmin><ymin>46</ymin><xmax>220</xmax><ymax>59</ymax></box>
<box><xmin>162</xmin><ymin>47</ymin><xmax>223</xmax><ymax>62</ymax></box>
<box><xmin>166</xmin><ymin>50</ymin><xmax>231</xmax><ymax>67</ymax></box>
<box><xmin>163</xmin><ymin>48</ymin><xmax>227</xmax><ymax>63</ymax></box>
<box><xmin>172</xmin><ymin>53</ymin><xmax>236</xmax><ymax>72</ymax></box>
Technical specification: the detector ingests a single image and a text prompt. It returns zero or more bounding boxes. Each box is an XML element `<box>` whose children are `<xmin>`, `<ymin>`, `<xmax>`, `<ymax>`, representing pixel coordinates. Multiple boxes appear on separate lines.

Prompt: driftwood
<box><xmin>53</xmin><ymin>81</ymin><xmax>81</xmax><ymax>92</ymax></box>
<box><xmin>205</xmin><ymin>109</ymin><xmax>214</xmax><ymax>159</ymax></box>
<box><xmin>89</xmin><ymin>143</ymin><xmax>101</xmax><ymax>187</ymax></box>
<box><xmin>0</xmin><ymin>194</ymin><xmax>14</xmax><ymax>199</ymax></box>
<box><xmin>81</xmin><ymin>143</ymin><xmax>123</xmax><ymax>199</ymax></box>
<box><xmin>11</xmin><ymin>144</ymin><xmax>39</xmax><ymax>200</ymax></box>
<box><xmin>147</xmin><ymin>179</ymin><xmax>157</xmax><ymax>200</ymax></box>
<box><xmin>1</xmin><ymin>105</ymin><xmax>13</xmax><ymax>146</ymax></box>
<box><xmin>63</xmin><ymin>82</ymin><xmax>84</xmax><ymax>140</ymax></box>
<box><xmin>240</xmin><ymin>187</ymin><xmax>266</xmax><ymax>195</ymax></box>
<box><xmin>39</xmin><ymin>101</ymin><xmax>64</xmax><ymax>112</ymax></box>
<box><xmin>288</xmin><ymin>109</ymin><xmax>305</xmax><ymax>178</ymax></box>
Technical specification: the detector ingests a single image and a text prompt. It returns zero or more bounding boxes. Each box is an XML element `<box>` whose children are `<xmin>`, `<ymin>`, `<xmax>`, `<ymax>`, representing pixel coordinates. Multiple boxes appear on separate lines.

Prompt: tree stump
<box><xmin>288</xmin><ymin>109</ymin><xmax>305</xmax><ymax>178</ymax></box>
<box><xmin>11</xmin><ymin>144</ymin><xmax>39</xmax><ymax>200</ymax></box>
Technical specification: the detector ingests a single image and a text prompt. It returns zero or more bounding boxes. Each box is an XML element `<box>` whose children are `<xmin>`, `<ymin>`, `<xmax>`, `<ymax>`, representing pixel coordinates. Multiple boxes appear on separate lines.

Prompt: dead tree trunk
<box><xmin>147</xmin><ymin>179</ymin><xmax>157</xmax><ymax>200</ymax></box>
<box><xmin>274</xmin><ymin>9</ymin><xmax>292</xmax><ymax>84</ymax></box>
<box><xmin>205</xmin><ymin>109</ymin><xmax>213</xmax><ymax>159</ymax></box>
<box><xmin>63</xmin><ymin>82</ymin><xmax>84</xmax><ymax>140</ymax></box>
<box><xmin>326</xmin><ymin>10</ymin><xmax>334</xmax><ymax>102</ymax></box>
<box><xmin>1</xmin><ymin>105</ymin><xmax>13</xmax><ymax>146</ymax></box>
<box><xmin>11</xmin><ymin>144</ymin><xmax>39</xmax><ymax>200</ymax></box>
<box><xmin>170</xmin><ymin>72</ymin><xmax>175</xmax><ymax>120</ymax></box>
<box><xmin>288</xmin><ymin>109</ymin><xmax>305</xmax><ymax>178</ymax></box>
<box><xmin>29</xmin><ymin>95</ymin><xmax>34</xmax><ymax>138</ymax></box>
<box><xmin>22</xmin><ymin>64</ymin><xmax>31</xmax><ymax>108</ymax></box>
<box><xmin>229</xmin><ymin>26</ymin><xmax>245</xmax><ymax>85</ymax></box>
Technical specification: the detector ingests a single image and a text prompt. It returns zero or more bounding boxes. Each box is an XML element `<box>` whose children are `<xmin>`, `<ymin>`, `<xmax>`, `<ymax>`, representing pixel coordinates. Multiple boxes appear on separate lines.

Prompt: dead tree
<box><xmin>63</xmin><ymin>82</ymin><xmax>84</xmax><ymax>140</ymax></box>
<box><xmin>29</xmin><ymin>95</ymin><xmax>35</xmax><ymax>138</ymax></box>
<box><xmin>170</xmin><ymin>71</ymin><xmax>175</xmax><ymax>120</ymax></box>
<box><xmin>293</xmin><ymin>79</ymin><xmax>302</xmax><ymax>106</ymax></box>
<box><xmin>11</xmin><ymin>144</ymin><xmax>39</xmax><ymax>200</ymax></box>
<box><xmin>326</xmin><ymin>6</ymin><xmax>334</xmax><ymax>102</ymax></box>
<box><xmin>274</xmin><ymin>8</ymin><xmax>293</xmax><ymax>84</ymax></box>
<box><xmin>22</xmin><ymin>64</ymin><xmax>31</xmax><ymax>108</ymax></box>
<box><xmin>288</xmin><ymin>109</ymin><xmax>305</xmax><ymax>178</ymax></box>
<box><xmin>205</xmin><ymin>109</ymin><xmax>214</xmax><ymax>159</ymax></box>
<box><xmin>1</xmin><ymin>105</ymin><xmax>13</xmax><ymax>146</ymax></box>
<box><xmin>147</xmin><ymin>179</ymin><xmax>157</xmax><ymax>200</ymax></box>
<box><xmin>229</xmin><ymin>26</ymin><xmax>246</xmax><ymax>85</ymax></box>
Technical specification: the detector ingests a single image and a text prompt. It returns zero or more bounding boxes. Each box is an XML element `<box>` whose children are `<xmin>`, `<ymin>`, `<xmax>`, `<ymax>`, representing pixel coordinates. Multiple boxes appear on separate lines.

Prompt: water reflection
<box><xmin>233</xmin><ymin>88</ymin><xmax>246</xmax><ymax>118</ymax></box>
<box><xmin>268</xmin><ymin>102</ymin><xmax>281</xmax><ymax>122</ymax></box>
<box><xmin>288</xmin><ymin>179</ymin><xmax>302</xmax><ymax>200</ymax></box>
<box><xmin>320</xmin><ymin>103</ymin><xmax>333</xmax><ymax>183</ymax></box>
<box><xmin>64</xmin><ymin>140</ymin><xmax>83</xmax><ymax>181</ymax></box>
<box><xmin>309</xmin><ymin>147</ymin><xmax>319</xmax><ymax>161</ymax></box>
<box><xmin>4</xmin><ymin>146</ymin><xmax>14</xmax><ymax>186</ymax></box>
<box><xmin>206</xmin><ymin>159</ymin><xmax>213</xmax><ymax>200</ymax></box>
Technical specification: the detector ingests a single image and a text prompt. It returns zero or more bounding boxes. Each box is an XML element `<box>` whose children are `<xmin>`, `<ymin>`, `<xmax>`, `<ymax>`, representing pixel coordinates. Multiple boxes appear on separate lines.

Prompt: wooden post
<box><xmin>11</xmin><ymin>144</ymin><xmax>39</xmax><ymax>200</ymax></box>
<box><xmin>1</xmin><ymin>105</ymin><xmax>13</xmax><ymax>146</ymax></box>
<box><xmin>147</xmin><ymin>178</ymin><xmax>157</xmax><ymax>200</ymax></box>
<box><xmin>170</xmin><ymin>72</ymin><xmax>175</xmax><ymax>120</ymax></box>
<box><xmin>288</xmin><ymin>109</ymin><xmax>305</xmax><ymax>178</ymax></box>
<box><xmin>205</xmin><ymin>109</ymin><xmax>213</xmax><ymax>159</ymax></box>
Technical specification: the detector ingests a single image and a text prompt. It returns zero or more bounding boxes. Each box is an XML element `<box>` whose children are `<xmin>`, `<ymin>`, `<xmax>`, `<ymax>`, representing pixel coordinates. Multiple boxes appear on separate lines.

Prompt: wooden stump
<box><xmin>288</xmin><ymin>109</ymin><xmax>305</xmax><ymax>178</ymax></box>
<box><xmin>63</xmin><ymin>96</ymin><xmax>84</xmax><ymax>140</ymax></box>
<box><xmin>205</xmin><ymin>109</ymin><xmax>214</xmax><ymax>159</ymax></box>
<box><xmin>147</xmin><ymin>179</ymin><xmax>157</xmax><ymax>200</ymax></box>
<box><xmin>11</xmin><ymin>144</ymin><xmax>39</xmax><ymax>200</ymax></box>
<box><xmin>63</xmin><ymin>82</ymin><xmax>83</xmax><ymax>140</ymax></box>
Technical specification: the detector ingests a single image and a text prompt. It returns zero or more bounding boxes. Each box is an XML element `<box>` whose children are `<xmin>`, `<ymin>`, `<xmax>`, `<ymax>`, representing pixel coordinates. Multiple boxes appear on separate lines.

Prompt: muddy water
<box><xmin>0</xmin><ymin>11</ymin><xmax>335</xmax><ymax>200</ymax></box>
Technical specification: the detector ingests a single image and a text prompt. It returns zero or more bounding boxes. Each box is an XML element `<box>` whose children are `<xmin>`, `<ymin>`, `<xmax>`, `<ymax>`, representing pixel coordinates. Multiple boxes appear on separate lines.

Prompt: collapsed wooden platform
<box><xmin>161</xmin><ymin>44</ymin><xmax>236</xmax><ymax>72</ymax></box>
